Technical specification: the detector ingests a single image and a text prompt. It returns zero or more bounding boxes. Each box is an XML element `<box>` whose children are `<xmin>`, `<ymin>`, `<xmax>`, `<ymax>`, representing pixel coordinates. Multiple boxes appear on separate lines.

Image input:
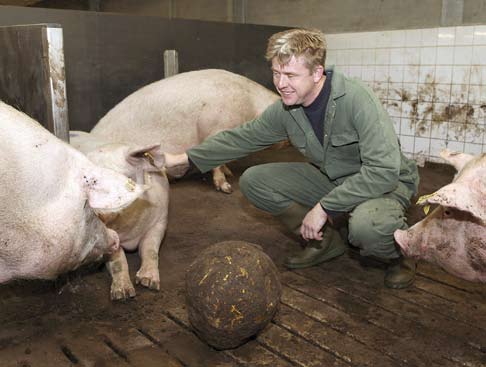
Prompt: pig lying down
<box><xmin>91</xmin><ymin>69</ymin><xmax>280</xmax><ymax>193</ymax></box>
<box><xmin>394</xmin><ymin>149</ymin><xmax>486</xmax><ymax>282</ymax></box>
<box><xmin>70</xmin><ymin>131</ymin><xmax>168</xmax><ymax>300</ymax></box>
<box><xmin>0</xmin><ymin>101</ymin><xmax>144</xmax><ymax>284</ymax></box>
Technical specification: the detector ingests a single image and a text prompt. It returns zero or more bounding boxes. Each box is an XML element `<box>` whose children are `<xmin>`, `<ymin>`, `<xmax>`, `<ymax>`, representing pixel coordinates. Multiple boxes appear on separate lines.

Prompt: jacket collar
<box><xmin>326</xmin><ymin>65</ymin><xmax>346</xmax><ymax>100</ymax></box>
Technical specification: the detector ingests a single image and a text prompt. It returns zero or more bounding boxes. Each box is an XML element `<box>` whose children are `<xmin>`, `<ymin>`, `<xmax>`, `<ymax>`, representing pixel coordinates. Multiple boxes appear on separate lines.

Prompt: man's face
<box><xmin>271</xmin><ymin>55</ymin><xmax>324</xmax><ymax>107</ymax></box>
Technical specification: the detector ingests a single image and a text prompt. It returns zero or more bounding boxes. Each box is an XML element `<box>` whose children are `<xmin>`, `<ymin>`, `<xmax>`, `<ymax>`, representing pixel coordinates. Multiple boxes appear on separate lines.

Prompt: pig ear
<box><xmin>426</xmin><ymin>183</ymin><xmax>486</xmax><ymax>221</ymax></box>
<box><xmin>440</xmin><ymin>149</ymin><xmax>475</xmax><ymax>172</ymax></box>
<box><xmin>82</xmin><ymin>165</ymin><xmax>145</xmax><ymax>212</ymax></box>
<box><xmin>127</xmin><ymin>144</ymin><xmax>166</xmax><ymax>171</ymax></box>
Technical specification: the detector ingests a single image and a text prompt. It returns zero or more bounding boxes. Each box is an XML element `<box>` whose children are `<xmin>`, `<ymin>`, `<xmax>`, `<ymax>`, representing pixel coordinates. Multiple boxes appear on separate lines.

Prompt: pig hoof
<box><xmin>218</xmin><ymin>182</ymin><xmax>233</xmax><ymax>194</ymax></box>
<box><xmin>135</xmin><ymin>271</ymin><xmax>160</xmax><ymax>291</ymax></box>
<box><xmin>111</xmin><ymin>284</ymin><xmax>136</xmax><ymax>301</ymax></box>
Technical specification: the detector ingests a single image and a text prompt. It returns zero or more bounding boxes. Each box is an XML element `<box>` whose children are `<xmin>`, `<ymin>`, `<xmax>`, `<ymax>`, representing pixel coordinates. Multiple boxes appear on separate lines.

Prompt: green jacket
<box><xmin>188</xmin><ymin>66</ymin><xmax>419</xmax><ymax>212</ymax></box>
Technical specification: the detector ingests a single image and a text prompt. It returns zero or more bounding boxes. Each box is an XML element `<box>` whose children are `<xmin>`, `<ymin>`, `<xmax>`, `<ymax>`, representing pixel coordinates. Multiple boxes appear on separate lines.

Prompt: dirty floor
<box><xmin>0</xmin><ymin>147</ymin><xmax>485</xmax><ymax>367</ymax></box>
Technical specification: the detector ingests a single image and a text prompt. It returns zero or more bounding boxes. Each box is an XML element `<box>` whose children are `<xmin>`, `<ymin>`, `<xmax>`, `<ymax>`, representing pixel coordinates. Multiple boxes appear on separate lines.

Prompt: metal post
<box><xmin>163</xmin><ymin>50</ymin><xmax>179</xmax><ymax>78</ymax></box>
<box><xmin>45</xmin><ymin>25</ymin><xmax>70</xmax><ymax>142</ymax></box>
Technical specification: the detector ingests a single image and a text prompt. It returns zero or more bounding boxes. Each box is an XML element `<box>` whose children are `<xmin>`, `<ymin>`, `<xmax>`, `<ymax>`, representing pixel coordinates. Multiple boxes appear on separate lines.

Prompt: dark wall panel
<box><xmin>0</xmin><ymin>6</ymin><xmax>284</xmax><ymax>131</ymax></box>
<box><xmin>0</xmin><ymin>24</ymin><xmax>51</xmax><ymax>128</ymax></box>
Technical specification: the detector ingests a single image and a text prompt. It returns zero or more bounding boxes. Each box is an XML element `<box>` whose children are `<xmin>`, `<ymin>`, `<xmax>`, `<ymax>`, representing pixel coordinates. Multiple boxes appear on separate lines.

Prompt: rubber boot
<box><xmin>275</xmin><ymin>203</ymin><xmax>347</xmax><ymax>269</ymax></box>
<box><xmin>384</xmin><ymin>256</ymin><xmax>416</xmax><ymax>289</ymax></box>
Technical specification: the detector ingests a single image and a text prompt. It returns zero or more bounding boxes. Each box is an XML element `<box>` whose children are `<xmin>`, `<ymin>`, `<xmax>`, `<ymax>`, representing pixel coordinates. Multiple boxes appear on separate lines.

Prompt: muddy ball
<box><xmin>185</xmin><ymin>240</ymin><xmax>282</xmax><ymax>350</ymax></box>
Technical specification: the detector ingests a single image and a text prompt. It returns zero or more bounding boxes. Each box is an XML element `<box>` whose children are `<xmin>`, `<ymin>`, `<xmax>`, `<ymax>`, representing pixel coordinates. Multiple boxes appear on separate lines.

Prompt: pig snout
<box><xmin>394</xmin><ymin>229</ymin><xmax>410</xmax><ymax>256</ymax></box>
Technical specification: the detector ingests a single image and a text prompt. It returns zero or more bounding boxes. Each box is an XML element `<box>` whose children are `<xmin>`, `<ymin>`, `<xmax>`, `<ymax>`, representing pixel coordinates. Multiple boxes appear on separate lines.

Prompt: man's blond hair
<box><xmin>265</xmin><ymin>28</ymin><xmax>326</xmax><ymax>71</ymax></box>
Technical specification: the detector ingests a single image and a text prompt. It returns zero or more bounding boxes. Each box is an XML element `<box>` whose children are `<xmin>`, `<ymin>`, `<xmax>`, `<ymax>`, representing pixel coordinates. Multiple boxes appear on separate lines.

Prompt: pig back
<box><xmin>91</xmin><ymin>69</ymin><xmax>280</xmax><ymax>153</ymax></box>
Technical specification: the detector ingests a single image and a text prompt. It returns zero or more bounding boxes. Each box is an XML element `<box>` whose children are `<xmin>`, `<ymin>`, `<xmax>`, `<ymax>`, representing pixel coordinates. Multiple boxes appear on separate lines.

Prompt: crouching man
<box><xmin>165</xmin><ymin>28</ymin><xmax>419</xmax><ymax>289</ymax></box>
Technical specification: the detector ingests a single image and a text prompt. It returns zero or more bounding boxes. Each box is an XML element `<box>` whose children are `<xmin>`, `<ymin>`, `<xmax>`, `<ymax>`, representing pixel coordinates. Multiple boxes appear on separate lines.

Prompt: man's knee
<box><xmin>348</xmin><ymin>199</ymin><xmax>406</xmax><ymax>258</ymax></box>
<box><xmin>239</xmin><ymin>165</ymin><xmax>267</xmax><ymax>199</ymax></box>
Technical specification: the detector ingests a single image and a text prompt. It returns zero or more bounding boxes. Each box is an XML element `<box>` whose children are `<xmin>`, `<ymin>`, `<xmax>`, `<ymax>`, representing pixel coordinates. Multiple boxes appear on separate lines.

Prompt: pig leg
<box><xmin>106</xmin><ymin>247</ymin><xmax>136</xmax><ymax>300</ymax></box>
<box><xmin>135</xmin><ymin>217</ymin><xmax>167</xmax><ymax>290</ymax></box>
<box><xmin>212</xmin><ymin>164</ymin><xmax>233</xmax><ymax>193</ymax></box>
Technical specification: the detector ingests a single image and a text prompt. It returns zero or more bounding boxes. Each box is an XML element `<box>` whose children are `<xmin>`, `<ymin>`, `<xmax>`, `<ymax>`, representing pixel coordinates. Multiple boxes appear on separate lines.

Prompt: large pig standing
<box><xmin>394</xmin><ymin>149</ymin><xmax>486</xmax><ymax>282</ymax></box>
<box><xmin>0</xmin><ymin>101</ymin><xmax>144</xmax><ymax>283</ymax></box>
<box><xmin>70</xmin><ymin>131</ymin><xmax>168</xmax><ymax>300</ymax></box>
<box><xmin>91</xmin><ymin>69</ymin><xmax>280</xmax><ymax>193</ymax></box>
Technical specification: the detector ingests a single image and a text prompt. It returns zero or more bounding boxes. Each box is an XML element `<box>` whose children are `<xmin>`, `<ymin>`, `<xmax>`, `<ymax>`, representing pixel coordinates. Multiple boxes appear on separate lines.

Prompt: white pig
<box><xmin>394</xmin><ymin>149</ymin><xmax>486</xmax><ymax>282</ymax></box>
<box><xmin>0</xmin><ymin>101</ymin><xmax>144</xmax><ymax>283</ymax></box>
<box><xmin>90</xmin><ymin>69</ymin><xmax>280</xmax><ymax>193</ymax></box>
<box><xmin>70</xmin><ymin>131</ymin><xmax>168</xmax><ymax>300</ymax></box>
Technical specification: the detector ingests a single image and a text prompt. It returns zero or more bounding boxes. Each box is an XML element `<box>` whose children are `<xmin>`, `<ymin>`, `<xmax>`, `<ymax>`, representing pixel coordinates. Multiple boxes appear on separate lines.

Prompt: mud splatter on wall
<box><xmin>326</xmin><ymin>26</ymin><xmax>486</xmax><ymax>163</ymax></box>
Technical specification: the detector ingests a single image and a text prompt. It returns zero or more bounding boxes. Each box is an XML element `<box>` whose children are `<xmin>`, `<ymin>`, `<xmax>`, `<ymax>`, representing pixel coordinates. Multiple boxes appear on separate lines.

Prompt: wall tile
<box><xmin>464</xmin><ymin>142</ymin><xmax>483</xmax><ymax>154</ymax></box>
<box><xmin>361</xmin><ymin>65</ymin><xmax>375</xmax><ymax>82</ymax></box>
<box><xmin>329</xmin><ymin>26</ymin><xmax>484</xmax><ymax>162</ymax></box>
<box><xmin>361</xmin><ymin>49</ymin><xmax>375</xmax><ymax>64</ymax></box>
<box><xmin>404</xmin><ymin>47</ymin><xmax>420</xmax><ymax>65</ymax></box>
<box><xmin>420</xmin><ymin>47</ymin><xmax>437</xmax><ymax>65</ymax></box>
<box><xmin>390</xmin><ymin>48</ymin><xmax>405</xmax><ymax>65</ymax></box>
<box><xmin>421</xmin><ymin>28</ymin><xmax>438</xmax><ymax>46</ymax></box>
<box><xmin>348</xmin><ymin>65</ymin><xmax>362</xmax><ymax>78</ymax></box>
<box><xmin>435</xmin><ymin>65</ymin><xmax>453</xmax><ymax>84</ymax></box>
<box><xmin>436</xmin><ymin>47</ymin><xmax>454</xmax><ymax>65</ymax></box>
<box><xmin>373</xmin><ymin>81</ymin><xmax>388</xmax><ymax>99</ymax></box>
<box><xmin>468</xmin><ymin>85</ymin><xmax>482</xmax><ymax>104</ymax></box>
<box><xmin>455</xmin><ymin>26</ymin><xmax>474</xmax><ymax>46</ymax></box>
<box><xmin>402</xmin><ymin>83</ymin><xmax>418</xmax><ymax>101</ymax></box>
<box><xmin>376</xmin><ymin>31</ymin><xmax>392</xmax><ymax>48</ymax></box>
<box><xmin>386</xmin><ymin>100</ymin><xmax>402</xmax><ymax>117</ymax></box>
<box><xmin>419</xmin><ymin>65</ymin><xmax>435</xmax><ymax>83</ymax></box>
<box><xmin>389</xmin><ymin>65</ymin><xmax>404</xmax><ymax>83</ymax></box>
<box><xmin>451</xmin><ymin>84</ymin><xmax>469</xmax><ymax>104</ymax></box>
<box><xmin>400</xmin><ymin>117</ymin><xmax>415</xmax><ymax>135</ymax></box>
<box><xmin>471</xmin><ymin>45</ymin><xmax>486</xmax><ymax>65</ymax></box>
<box><xmin>438</xmin><ymin>27</ymin><xmax>455</xmax><ymax>46</ymax></box>
<box><xmin>374</xmin><ymin>65</ymin><xmax>390</xmax><ymax>82</ymax></box>
<box><xmin>429</xmin><ymin>138</ymin><xmax>448</xmax><ymax>157</ymax></box>
<box><xmin>465</xmin><ymin>125</ymin><xmax>484</xmax><ymax>143</ymax></box>
<box><xmin>361</xmin><ymin>32</ymin><xmax>378</xmax><ymax>49</ymax></box>
<box><xmin>469</xmin><ymin>65</ymin><xmax>486</xmax><ymax>85</ymax></box>
<box><xmin>433</xmin><ymin>84</ymin><xmax>451</xmax><ymax>103</ymax></box>
<box><xmin>405</xmin><ymin>29</ymin><xmax>422</xmax><ymax>47</ymax></box>
<box><xmin>416</xmin><ymin>120</ymin><xmax>431</xmax><ymax>137</ymax></box>
<box><xmin>403</xmin><ymin>64</ymin><xmax>420</xmax><ymax>83</ymax></box>
<box><xmin>453</xmin><ymin>46</ymin><xmax>473</xmax><ymax>65</ymax></box>
<box><xmin>399</xmin><ymin>135</ymin><xmax>415</xmax><ymax>153</ymax></box>
<box><xmin>473</xmin><ymin>25</ymin><xmax>486</xmax><ymax>45</ymax></box>
<box><xmin>445</xmin><ymin>139</ymin><xmax>465</xmax><ymax>151</ymax></box>
<box><xmin>390</xmin><ymin>30</ymin><xmax>406</xmax><ymax>47</ymax></box>
<box><xmin>452</xmin><ymin>65</ymin><xmax>471</xmax><ymax>84</ymax></box>
<box><xmin>375</xmin><ymin>48</ymin><xmax>391</xmax><ymax>64</ymax></box>
<box><xmin>448</xmin><ymin>122</ymin><xmax>466</xmax><ymax>140</ymax></box>
<box><xmin>430</xmin><ymin>121</ymin><xmax>448</xmax><ymax>139</ymax></box>
<box><xmin>414</xmin><ymin>137</ymin><xmax>430</xmax><ymax>155</ymax></box>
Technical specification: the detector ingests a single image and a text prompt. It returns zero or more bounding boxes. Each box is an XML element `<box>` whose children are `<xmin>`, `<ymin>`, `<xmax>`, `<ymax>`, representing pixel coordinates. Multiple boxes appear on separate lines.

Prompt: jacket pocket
<box><xmin>325</xmin><ymin>132</ymin><xmax>361</xmax><ymax>181</ymax></box>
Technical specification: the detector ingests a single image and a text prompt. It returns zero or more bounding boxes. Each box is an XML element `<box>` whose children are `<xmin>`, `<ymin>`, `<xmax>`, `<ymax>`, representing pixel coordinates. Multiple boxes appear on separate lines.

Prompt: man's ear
<box><xmin>313</xmin><ymin>65</ymin><xmax>324</xmax><ymax>82</ymax></box>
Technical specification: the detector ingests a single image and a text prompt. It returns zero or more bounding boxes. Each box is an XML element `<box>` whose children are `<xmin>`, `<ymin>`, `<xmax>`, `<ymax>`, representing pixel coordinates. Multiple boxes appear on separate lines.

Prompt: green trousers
<box><xmin>239</xmin><ymin>162</ymin><xmax>413</xmax><ymax>260</ymax></box>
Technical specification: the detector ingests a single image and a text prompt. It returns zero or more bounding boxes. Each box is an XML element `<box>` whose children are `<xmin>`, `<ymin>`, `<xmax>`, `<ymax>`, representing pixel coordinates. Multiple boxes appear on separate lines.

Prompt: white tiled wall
<box><xmin>326</xmin><ymin>26</ymin><xmax>486</xmax><ymax>164</ymax></box>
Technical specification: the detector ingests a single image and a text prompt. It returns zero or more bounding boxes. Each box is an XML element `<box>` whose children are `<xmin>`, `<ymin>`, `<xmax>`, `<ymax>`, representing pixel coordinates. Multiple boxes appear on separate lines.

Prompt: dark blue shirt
<box><xmin>303</xmin><ymin>71</ymin><xmax>333</xmax><ymax>146</ymax></box>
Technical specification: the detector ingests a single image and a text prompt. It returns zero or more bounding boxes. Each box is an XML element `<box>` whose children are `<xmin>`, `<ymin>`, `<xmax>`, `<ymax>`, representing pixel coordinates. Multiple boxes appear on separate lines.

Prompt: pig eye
<box><xmin>444</xmin><ymin>208</ymin><xmax>451</xmax><ymax>216</ymax></box>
